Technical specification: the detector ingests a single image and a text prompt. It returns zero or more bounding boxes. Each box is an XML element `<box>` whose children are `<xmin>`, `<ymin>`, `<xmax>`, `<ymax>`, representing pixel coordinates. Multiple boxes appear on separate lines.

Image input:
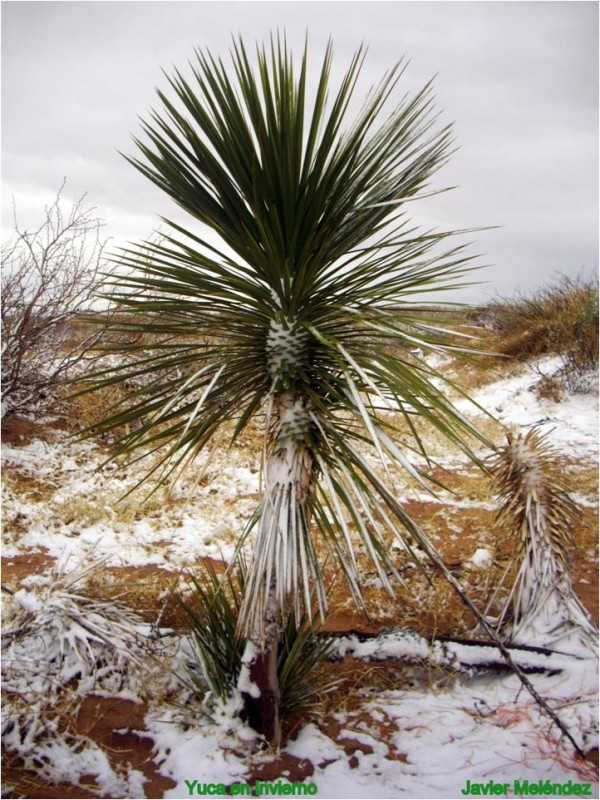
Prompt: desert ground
<box><xmin>2</xmin><ymin>343</ymin><xmax>598</xmax><ymax>799</ymax></box>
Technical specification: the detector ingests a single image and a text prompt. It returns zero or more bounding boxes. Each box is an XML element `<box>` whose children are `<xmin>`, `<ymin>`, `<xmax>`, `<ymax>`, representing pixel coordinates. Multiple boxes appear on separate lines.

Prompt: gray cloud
<box><xmin>2</xmin><ymin>1</ymin><xmax>598</xmax><ymax>301</ymax></box>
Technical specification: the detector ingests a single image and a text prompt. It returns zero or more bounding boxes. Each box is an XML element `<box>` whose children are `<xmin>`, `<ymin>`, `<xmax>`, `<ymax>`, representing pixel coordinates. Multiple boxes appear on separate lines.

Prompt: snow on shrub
<box><xmin>1</xmin><ymin>561</ymin><xmax>153</xmax><ymax>795</ymax></box>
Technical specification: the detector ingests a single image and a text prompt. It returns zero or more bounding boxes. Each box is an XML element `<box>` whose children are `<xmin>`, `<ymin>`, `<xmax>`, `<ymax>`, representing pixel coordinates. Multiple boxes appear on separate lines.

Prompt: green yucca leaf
<box><xmin>178</xmin><ymin>562</ymin><xmax>245</xmax><ymax>701</ymax></box>
<box><xmin>278</xmin><ymin>610</ymin><xmax>339</xmax><ymax>715</ymax></box>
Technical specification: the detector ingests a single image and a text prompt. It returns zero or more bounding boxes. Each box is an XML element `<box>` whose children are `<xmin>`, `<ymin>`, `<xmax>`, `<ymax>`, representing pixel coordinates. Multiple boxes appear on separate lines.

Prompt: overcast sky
<box><xmin>2</xmin><ymin>1</ymin><xmax>598</xmax><ymax>302</ymax></box>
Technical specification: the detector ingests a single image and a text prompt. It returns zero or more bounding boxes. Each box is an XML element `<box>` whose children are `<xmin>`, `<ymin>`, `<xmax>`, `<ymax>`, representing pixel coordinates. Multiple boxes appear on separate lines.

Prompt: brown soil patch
<box><xmin>81</xmin><ymin>563</ymin><xmax>184</xmax><ymax>626</ymax></box>
<box><xmin>2</xmin><ymin>415</ymin><xmax>66</xmax><ymax>447</ymax></box>
<box><xmin>75</xmin><ymin>696</ymin><xmax>177</xmax><ymax>798</ymax></box>
<box><xmin>244</xmin><ymin>752</ymin><xmax>315</xmax><ymax>784</ymax></box>
<box><xmin>315</xmin><ymin>702</ymin><xmax>409</xmax><ymax>766</ymax></box>
<box><xmin>1</xmin><ymin>551</ymin><xmax>57</xmax><ymax>590</ymax></box>
<box><xmin>0</xmin><ymin>766</ymin><xmax>101</xmax><ymax>799</ymax></box>
<box><xmin>2</xmin><ymin>697</ymin><xmax>177</xmax><ymax>800</ymax></box>
<box><xmin>322</xmin><ymin>609</ymin><xmax>382</xmax><ymax>635</ymax></box>
<box><xmin>81</xmin><ymin>558</ymin><xmax>229</xmax><ymax>629</ymax></box>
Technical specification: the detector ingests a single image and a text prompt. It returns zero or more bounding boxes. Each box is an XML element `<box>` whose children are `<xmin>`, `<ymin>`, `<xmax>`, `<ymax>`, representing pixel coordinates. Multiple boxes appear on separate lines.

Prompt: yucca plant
<box><xmin>84</xmin><ymin>36</ymin><xmax>491</xmax><ymax>744</ymax></box>
<box><xmin>178</xmin><ymin>561</ymin><xmax>245</xmax><ymax>703</ymax></box>
<box><xmin>489</xmin><ymin>428</ymin><xmax>597</xmax><ymax>652</ymax></box>
<box><xmin>179</xmin><ymin>560</ymin><xmax>338</xmax><ymax>726</ymax></box>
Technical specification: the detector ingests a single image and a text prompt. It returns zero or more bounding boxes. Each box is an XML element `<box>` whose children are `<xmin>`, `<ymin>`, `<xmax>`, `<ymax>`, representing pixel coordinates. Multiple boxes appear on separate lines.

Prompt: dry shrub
<box><xmin>0</xmin><ymin>186</ymin><xmax>112</xmax><ymax>418</ymax></box>
<box><xmin>1</xmin><ymin>561</ymin><xmax>156</xmax><ymax>795</ymax></box>
<box><xmin>534</xmin><ymin>375</ymin><xmax>565</xmax><ymax>403</ymax></box>
<box><xmin>487</xmin><ymin>274</ymin><xmax>598</xmax><ymax>388</ymax></box>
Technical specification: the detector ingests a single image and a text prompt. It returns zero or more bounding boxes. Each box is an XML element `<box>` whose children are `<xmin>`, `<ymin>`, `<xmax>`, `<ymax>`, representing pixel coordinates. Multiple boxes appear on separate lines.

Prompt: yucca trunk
<box><xmin>238</xmin><ymin>612</ymin><xmax>282</xmax><ymax>747</ymax></box>
<box><xmin>238</xmin><ymin>391</ymin><xmax>317</xmax><ymax>746</ymax></box>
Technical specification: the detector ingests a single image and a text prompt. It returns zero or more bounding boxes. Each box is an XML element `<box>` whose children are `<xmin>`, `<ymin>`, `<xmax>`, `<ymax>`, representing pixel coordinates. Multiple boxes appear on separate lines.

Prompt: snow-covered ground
<box><xmin>456</xmin><ymin>355</ymin><xmax>599</xmax><ymax>460</ymax></box>
<box><xmin>2</xmin><ymin>432</ymin><xmax>259</xmax><ymax>568</ymax></box>
<box><xmin>2</xmin><ymin>356</ymin><xmax>598</xmax><ymax>799</ymax></box>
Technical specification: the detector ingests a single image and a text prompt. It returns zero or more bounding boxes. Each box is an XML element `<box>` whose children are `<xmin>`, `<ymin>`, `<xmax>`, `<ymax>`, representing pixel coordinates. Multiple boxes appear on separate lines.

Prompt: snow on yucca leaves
<box><xmin>490</xmin><ymin>427</ymin><xmax>597</xmax><ymax>653</ymax></box>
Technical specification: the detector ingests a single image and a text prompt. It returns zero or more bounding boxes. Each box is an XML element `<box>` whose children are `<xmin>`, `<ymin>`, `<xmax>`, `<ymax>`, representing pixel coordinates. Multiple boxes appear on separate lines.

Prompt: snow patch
<box><xmin>466</xmin><ymin>547</ymin><xmax>493</xmax><ymax>569</ymax></box>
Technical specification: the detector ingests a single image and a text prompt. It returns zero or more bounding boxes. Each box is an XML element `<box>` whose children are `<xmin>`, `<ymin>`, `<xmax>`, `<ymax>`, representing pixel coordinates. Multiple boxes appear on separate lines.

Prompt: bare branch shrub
<box><xmin>1</xmin><ymin>182</ymin><xmax>110</xmax><ymax>417</ymax></box>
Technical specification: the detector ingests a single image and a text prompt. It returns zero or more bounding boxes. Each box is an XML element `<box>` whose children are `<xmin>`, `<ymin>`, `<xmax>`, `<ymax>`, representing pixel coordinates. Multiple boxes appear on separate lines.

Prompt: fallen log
<box><xmin>325</xmin><ymin>628</ymin><xmax>591</xmax><ymax>675</ymax></box>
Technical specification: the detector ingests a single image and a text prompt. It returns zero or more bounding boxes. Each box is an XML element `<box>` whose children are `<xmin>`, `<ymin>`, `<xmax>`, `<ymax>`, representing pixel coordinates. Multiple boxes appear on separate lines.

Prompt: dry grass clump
<box><xmin>486</xmin><ymin>274</ymin><xmax>598</xmax><ymax>388</ymax></box>
<box><xmin>66</xmin><ymin>380</ymin><xmax>131</xmax><ymax>435</ymax></box>
<box><xmin>2</xmin><ymin>470</ymin><xmax>58</xmax><ymax>507</ymax></box>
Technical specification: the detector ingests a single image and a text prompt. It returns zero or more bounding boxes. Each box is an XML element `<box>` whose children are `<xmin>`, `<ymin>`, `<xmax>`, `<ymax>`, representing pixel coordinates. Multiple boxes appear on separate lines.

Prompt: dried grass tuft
<box><xmin>487</xmin><ymin>274</ymin><xmax>599</xmax><ymax>390</ymax></box>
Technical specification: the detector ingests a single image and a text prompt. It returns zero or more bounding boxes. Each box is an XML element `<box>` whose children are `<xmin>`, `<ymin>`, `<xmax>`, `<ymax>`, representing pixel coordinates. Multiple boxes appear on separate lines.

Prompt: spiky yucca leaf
<box><xmin>277</xmin><ymin>610</ymin><xmax>339</xmax><ymax>715</ymax></box>
<box><xmin>489</xmin><ymin>428</ymin><xmax>596</xmax><ymax>651</ymax></box>
<box><xmin>178</xmin><ymin>561</ymin><xmax>245</xmax><ymax>702</ymax></box>
<box><xmin>2</xmin><ymin>561</ymin><xmax>148</xmax><ymax>703</ymax></box>
<box><xmin>2</xmin><ymin>560</ymin><xmax>151</xmax><ymax>794</ymax></box>
<box><xmin>83</xmin><ymin>36</ymin><xmax>492</xmax><ymax>640</ymax></box>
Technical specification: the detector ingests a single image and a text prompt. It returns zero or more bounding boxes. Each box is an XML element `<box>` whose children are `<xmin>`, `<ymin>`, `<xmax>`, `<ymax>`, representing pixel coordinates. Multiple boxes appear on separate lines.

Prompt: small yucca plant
<box><xmin>489</xmin><ymin>427</ymin><xmax>597</xmax><ymax>652</ymax></box>
<box><xmin>178</xmin><ymin>560</ymin><xmax>337</xmax><ymax>726</ymax></box>
<box><xmin>277</xmin><ymin>613</ymin><xmax>338</xmax><ymax>717</ymax></box>
<box><xmin>2</xmin><ymin>561</ymin><xmax>147</xmax><ymax>703</ymax></box>
<box><xmin>178</xmin><ymin>561</ymin><xmax>245</xmax><ymax>703</ymax></box>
